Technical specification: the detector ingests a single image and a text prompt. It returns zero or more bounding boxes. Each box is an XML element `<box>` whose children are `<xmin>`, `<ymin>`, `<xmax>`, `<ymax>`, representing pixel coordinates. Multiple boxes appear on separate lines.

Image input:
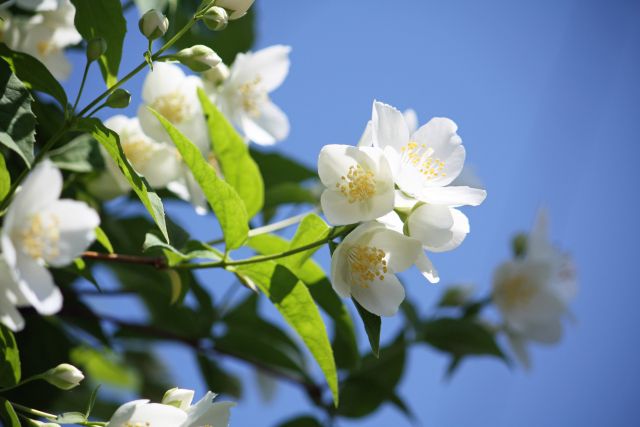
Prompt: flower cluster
<box><xmin>319</xmin><ymin>101</ymin><xmax>487</xmax><ymax>316</ymax></box>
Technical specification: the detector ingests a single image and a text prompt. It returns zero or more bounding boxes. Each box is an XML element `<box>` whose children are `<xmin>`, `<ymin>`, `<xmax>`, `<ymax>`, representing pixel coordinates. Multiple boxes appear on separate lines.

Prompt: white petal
<box><xmin>403</xmin><ymin>109</ymin><xmax>418</xmax><ymax>134</ymax></box>
<box><xmin>112</xmin><ymin>402</ymin><xmax>187</xmax><ymax>427</ymax></box>
<box><xmin>14</xmin><ymin>255</ymin><xmax>62</xmax><ymax>315</ymax></box>
<box><xmin>43</xmin><ymin>200</ymin><xmax>99</xmax><ymax>267</ymax></box>
<box><xmin>407</xmin><ymin>204</ymin><xmax>454</xmax><ymax>249</ymax></box>
<box><xmin>351</xmin><ymin>273</ymin><xmax>405</xmax><ymax>317</ymax></box>
<box><xmin>142</xmin><ymin>62</ymin><xmax>185</xmax><ymax>103</ymax></box>
<box><xmin>393</xmin><ymin>190</ymin><xmax>418</xmax><ymax>210</ymax></box>
<box><xmin>138</xmin><ymin>105</ymin><xmax>170</xmax><ymax>144</ymax></box>
<box><xmin>372</xmin><ymin>101</ymin><xmax>409</xmax><ymax>151</ymax></box>
<box><xmin>107</xmin><ymin>400</ymin><xmax>150</xmax><ymax>426</ymax></box>
<box><xmin>527</xmin><ymin>208</ymin><xmax>551</xmax><ymax>259</ymax></box>
<box><xmin>330</xmin><ymin>241</ymin><xmax>353</xmax><ymax>299</ymax></box>
<box><xmin>376</xmin><ymin>210</ymin><xmax>403</xmax><ymax>233</ymax></box>
<box><xmin>368</xmin><ymin>228</ymin><xmax>421</xmax><ymax>272</ymax></box>
<box><xmin>162</xmin><ymin>388</ymin><xmax>194</xmax><ymax>410</ymax></box>
<box><xmin>506</xmin><ymin>332</ymin><xmax>531</xmax><ymax>370</ymax></box>
<box><xmin>142</xmin><ymin>146</ymin><xmax>182</xmax><ymax>188</ymax></box>
<box><xmin>357</xmin><ymin>121</ymin><xmax>373</xmax><ymax>147</ymax></box>
<box><xmin>0</xmin><ymin>292</ymin><xmax>24</xmax><ymax>332</ymax></box>
<box><xmin>411</xmin><ymin>117</ymin><xmax>465</xmax><ymax>186</ymax></box>
<box><xmin>416</xmin><ymin>251</ymin><xmax>439</xmax><ymax>283</ymax></box>
<box><xmin>185</xmin><ymin>392</ymin><xmax>235</xmax><ymax>427</ymax></box>
<box><xmin>431</xmin><ymin>208</ymin><xmax>470</xmax><ymax>253</ymax></box>
<box><xmin>230</xmin><ymin>45</ymin><xmax>290</xmax><ymax>92</ymax></box>
<box><xmin>418</xmin><ymin>186</ymin><xmax>487</xmax><ymax>207</ymax></box>
<box><xmin>239</xmin><ymin>101</ymin><xmax>289</xmax><ymax>145</ymax></box>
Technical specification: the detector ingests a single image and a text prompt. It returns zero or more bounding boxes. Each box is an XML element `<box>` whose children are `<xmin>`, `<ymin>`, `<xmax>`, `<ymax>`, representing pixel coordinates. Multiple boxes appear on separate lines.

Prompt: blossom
<box><xmin>1</xmin><ymin>0</ymin><xmax>81</xmax><ymax>80</ymax></box>
<box><xmin>107</xmin><ymin>388</ymin><xmax>234</xmax><ymax>427</ymax></box>
<box><xmin>42</xmin><ymin>363</ymin><xmax>84</xmax><ymax>390</ymax></box>
<box><xmin>331</xmin><ymin>221</ymin><xmax>435</xmax><ymax>316</ymax></box>
<box><xmin>492</xmin><ymin>210</ymin><xmax>577</xmax><ymax>368</ymax></box>
<box><xmin>213</xmin><ymin>45</ymin><xmax>291</xmax><ymax>145</ymax></box>
<box><xmin>0</xmin><ymin>160</ymin><xmax>99</xmax><ymax>331</ymax></box>
<box><xmin>138</xmin><ymin>9</ymin><xmax>169</xmax><ymax>40</ymax></box>
<box><xmin>215</xmin><ymin>0</ymin><xmax>255</xmax><ymax>20</ymax></box>
<box><xmin>176</xmin><ymin>45</ymin><xmax>222</xmax><ymax>72</ymax></box>
<box><xmin>138</xmin><ymin>62</ymin><xmax>209</xmax><ymax>154</ymax></box>
<box><xmin>88</xmin><ymin>115</ymin><xmax>181</xmax><ymax>200</ymax></box>
<box><xmin>318</xmin><ymin>144</ymin><xmax>395</xmax><ymax>225</ymax></box>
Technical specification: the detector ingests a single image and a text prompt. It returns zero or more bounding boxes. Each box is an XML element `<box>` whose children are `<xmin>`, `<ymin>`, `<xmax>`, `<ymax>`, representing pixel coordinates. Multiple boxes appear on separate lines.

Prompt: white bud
<box><xmin>43</xmin><ymin>363</ymin><xmax>84</xmax><ymax>390</ymax></box>
<box><xmin>203</xmin><ymin>6</ymin><xmax>228</xmax><ymax>31</ymax></box>
<box><xmin>139</xmin><ymin>9</ymin><xmax>169</xmax><ymax>40</ymax></box>
<box><xmin>202</xmin><ymin>62</ymin><xmax>230</xmax><ymax>85</ymax></box>
<box><xmin>175</xmin><ymin>45</ymin><xmax>222</xmax><ymax>72</ymax></box>
<box><xmin>161</xmin><ymin>387</ymin><xmax>195</xmax><ymax>410</ymax></box>
<box><xmin>25</xmin><ymin>419</ymin><xmax>61</xmax><ymax>427</ymax></box>
<box><xmin>214</xmin><ymin>0</ymin><xmax>255</xmax><ymax>20</ymax></box>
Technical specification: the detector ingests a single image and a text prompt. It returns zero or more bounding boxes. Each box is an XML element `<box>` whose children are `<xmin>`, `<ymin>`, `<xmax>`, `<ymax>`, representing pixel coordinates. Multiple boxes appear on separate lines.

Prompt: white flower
<box><xmin>213</xmin><ymin>45</ymin><xmax>291</xmax><ymax>145</ymax></box>
<box><xmin>492</xmin><ymin>210</ymin><xmax>577</xmax><ymax>368</ymax></box>
<box><xmin>138</xmin><ymin>62</ymin><xmax>209</xmax><ymax>153</ymax></box>
<box><xmin>14</xmin><ymin>0</ymin><xmax>59</xmax><ymax>12</ymax></box>
<box><xmin>0</xmin><ymin>160</ymin><xmax>99</xmax><ymax>331</ymax></box>
<box><xmin>318</xmin><ymin>144</ymin><xmax>395</xmax><ymax>226</ymax></box>
<box><xmin>88</xmin><ymin>115</ymin><xmax>181</xmax><ymax>200</ymax></box>
<box><xmin>108</xmin><ymin>389</ymin><xmax>234</xmax><ymax>427</ymax></box>
<box><xmin>331</xmin><ymin>221</ymin><xmax>435</xmax><ymax>316</ymax></box>
<box><xmin>2</xmin><ymin>0</ymin><xmax>81</xmax><ymax>80</ymax></box>
<box><xmin>215</xmin><ymin>0</ymin><xmax>255</xmax><ymax>20</ymax></box>
<box><xmin>138</xmin><ymin>9</ymin><xmax>169</xmax><ymax>40</ymax></box>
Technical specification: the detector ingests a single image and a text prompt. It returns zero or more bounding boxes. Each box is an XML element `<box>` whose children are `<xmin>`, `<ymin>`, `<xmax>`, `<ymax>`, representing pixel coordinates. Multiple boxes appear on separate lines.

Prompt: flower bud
<box><xmin>25</xmin><ymin>419</ymin><xmax>61</xmax><ymax>427</ymax></box>
<box><xmin>139</xmin><ymin>9</ymin><xmax>169</xmax><ymax>40</ymax></box>
<box><xmin>203</xmin><ymin>6</ymin><xmax>228</xmax><ymax>31</ymax></box>
<box><xmin>105</xmin><ymin>89</ymin><xmax>131</xmax><ymax>109</ymax></box>
<box><xmin>215</xmin><ymin>0</ymin><xmax>255</xmax><ymax>20</ymax></box>
<box><xmin>512</xmin><ymin>233</ymin><xmax>528</xmax><ymax>258</ymax></box>
<box><xmin>86</xmin><ymin>37</ymin><xmax>107</xmax><ymax>62</ymax></box>
<box><xmin>175</xmin><ymin>45</ymin><xmax>221</xmax><ymax>72</ymax></box>
<box><xmin>43</xmin><ymin>363</ymin><xmax>84</xmax><ymax>390</ymax></box>
<box><xmin>202</xmin><ymin>62</ymin><xmax>229</xmax><ymax>85</ymax></box>
<box><xmin>162</xmin><ymin>387</ymin><xmax>195</xmax><ymax>410</ymax></box>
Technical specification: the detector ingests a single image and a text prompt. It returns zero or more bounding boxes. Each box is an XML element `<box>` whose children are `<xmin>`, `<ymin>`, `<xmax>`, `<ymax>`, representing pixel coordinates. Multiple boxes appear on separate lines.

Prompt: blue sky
<box><xmin>65</xmin><ymin>0</ymin><xmax>640</xmax><ymax>425</ymax></box>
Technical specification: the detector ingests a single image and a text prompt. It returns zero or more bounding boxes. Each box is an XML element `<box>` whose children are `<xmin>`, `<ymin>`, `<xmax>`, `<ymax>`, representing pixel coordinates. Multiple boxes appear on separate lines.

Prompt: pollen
<box><xmin>400</xmin><ymin>141</ymin><xmax>445</xmax><ymax>179</ymax></box>
<box><xmin>151</xmin><ymin>92</ymin><xmax>190</xmax><ymax>123</ymax></box>
<box><xmin>18</xmin><ymin>213</ymin><xmax>61</xmax><ymax>262</ymax></box>
<box><xmin>239</xmin><ymin>76</ymin><xmax>268</xmax><ymax>117</ymax></box>
<box><xmin>122</xmin><ymin>137</ymin><xmax>153</xmax><ymax>166</ymax></box>
<box><xmin>348</xmin><ymin>245</ymin><xmax>388</xmax><ymax>288</ymax></box>
<box><xmin>337</xmin><ymin>164</ymin><xmax>376</xmax><ymax>203</ymax></box>
<box><xmin>36</xmin><ymin>41</ymin><xmax>56</xmax><ymax>56</ymax></box>
<box><xmin>497</xmin><ymin>274</ymin><xmax>536</xmax><ymax>308</ymax></box>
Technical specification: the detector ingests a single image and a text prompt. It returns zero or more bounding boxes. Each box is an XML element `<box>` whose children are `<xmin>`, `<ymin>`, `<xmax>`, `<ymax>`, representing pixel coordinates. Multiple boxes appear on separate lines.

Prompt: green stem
<box><xmin>11</xmin><ymin>402</ymin><xmax>57</xmax><ymax>420</ymax></box>
<box><xmin>72</xmin><ymin>60</ymin><xmax>91</xmax><ymax>113</ymax></box>
<box><xmin>0</xmin><ymin>375</ymin><xmax>42</xmax><ymax>392</ymax></box>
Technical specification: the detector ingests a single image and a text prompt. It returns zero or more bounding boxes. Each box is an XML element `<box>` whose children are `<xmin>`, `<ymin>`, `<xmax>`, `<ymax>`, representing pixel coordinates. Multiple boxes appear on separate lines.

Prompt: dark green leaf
<box><xmin>49</xmin><ymin>133</ymin><xmax>104</xmax><ymax>173</ymax></box>
<box><xmin>197</xmin><ymin>354</ymin><xmax>242</xmax><ymax>398</ymax></box>
<box><xmin>0</xmin><ymin>324</ymin><xmax>20</xmax><ymax>388</ymax></box>
<box><xmin>0</xmin><ymin>45</ymin><xmax>68</xmax><ymax>107</ymax></box>
<box><xmin>70</xmin><ymin>0</ymin><xmax>126</xmax><ymax>87</ymax></box>
<box><xmin>77</xmin><ymin>117</ymin><xmax>169</xmax><ymax>242</ymax></box>
<box><xmin>250</xmin><ymin>149</ymin><xmax>317</xmax><ymax>188</ymax></box>
<box><xmin>0</xmin><ymin>60</ymin><xmax>36</xmax><ymax>165</ymax></box>
<box><xmin>263</xmin><ymin>182</ymin><xmax>318</xmax><ymax>222</ymax></box>
<box><xmin>353</xmin><ymin>298</ymin><xmax>381</xmax><ymax>357</ymax></box>
<box><xmin>0</xmin><ymin>153</ymin><xmax>9</xmax><ymax>203</ymax></box>
<box><xmin>151</xmin><ymin>108</ymin><xmax>248</xmax><ymax>249</ymax></box>
<box><xmin>0</xmin><ymin>399</ymin><xmax>20</xmax><ymax>427</ymax></box>
<box><xmin>276</xmin><ymin>415</ymin><xmax>324</xmax><ymax>427</ymax></box>
<box><xmin>84</xmin><ymin>385</ymin><xmax>101</xmax><ymax>419</ymax></box>
<box><xmin>421</xmin><ymin>317</ymin><xmax>506</xmax><ymax>360</ymax></box>
<box><xmin>198</xmin><ymin>88</ymin><xmax>264</xmax><ymax>218</ymax></box>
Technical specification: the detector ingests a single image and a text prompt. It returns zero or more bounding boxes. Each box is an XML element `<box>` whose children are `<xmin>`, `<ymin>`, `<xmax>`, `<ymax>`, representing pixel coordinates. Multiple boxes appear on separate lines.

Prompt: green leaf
<box><xmin>49</xmin><ymin>133</ymin><xmax>104</xmax><ymax>173</ymax></box>
<box><xmin>70</xmin><ymin>0</ymin><xmax>126</xmax><ymax>87</ymax></box>
<box><xmin>197</xmin><ymin>88</ymin><xmax>264</xmax><ymax>218</ymax></box>
<box><xmin>0</xmin><ymin>324</ymin><xmax>20</xmax><ymax>388</ymax></box>
<box><xmin>233</xmin><ymin>262</ymin><xmax>339</xmax><ymax>406</ymax></box>
<box><xmin>277</xmin><ymin>415</ymin><xmax>324</xmax><ymax>427</ymax></box>
<box><xmin>197</xmin><ymin>354</ymin><xmax>242</xmax><ymax>399</ymax></box>
<box><xmin>0</xmin><ymin>153</ymin><xmax>10</xmax><ymax>203</ymax></box>
<box><xmin>338</xmin><ymin>334</ymin><xmax>406</xmax><ymax>418</ymax></box>
<box><xmin>94</xmin><ymin>226</ymin><xmax>113</xmax><ymax>254</ymax></box>
<box><xmin>150</xmin><ymin>108</ymin><xmax>248</xmax><ymax>249</ymax></box>
<box><xmin>0</xmin><ymin>45</ymin><xmax>68</xmax><ymax>107</ymax></box>
<box><xmin>77</xmin><ymin>117</ymin><xmax>169</xmax><ymax>242</ymax></box>
<box><xmin>71</xmin><ymin>346</ymin><xmax>140</xmax><ymax>390</ymax></box>
<box><xmin>287</xmin><ymin>213</ymin><xmax>330</xmax><ymax>267</ymax></box>
<box><xmin>353</xmin><ymin>298</ymin><xmax>381</xmax><ymax>357</ymax></box>
<box><xmin>0</xmin><ymin>399</ymin><xmax>20</xmax><ymax>427</ymax></box>
<box><xmin>84</xmin><ymin>385</ymin><xmax>101</xmax><ymax>418</ymax></box>
<box><xmin>0</xmin><ymin>60</ymin><xmax>36</xmax><ymax>166</ymax></box>
<box><xmin>263</xmin><ymin>182</ymin><xmax>318</xmax><ymax>222</ymax></box>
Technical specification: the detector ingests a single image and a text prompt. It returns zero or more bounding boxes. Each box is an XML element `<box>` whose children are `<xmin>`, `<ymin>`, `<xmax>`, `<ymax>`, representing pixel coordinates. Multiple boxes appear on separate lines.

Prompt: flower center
<box><xmin>36</xmin><ymin>40</ymin><xmax>57</xmax><ymax>56</ymax></box>
<box><xmin>239</xmin><ymin>76</ymin><xmax>268</xmax><ymax>117</ymax></box>
<box><xmin>151</xmin><ymin>92</ymin><xmax>190</xmax><ymax>123</ymax></box>
<box><xmin>347</xmin><ymin>245</ymin><xmax>388</xmax><ymax>288</ymax></box>
<box><xmin>122</xmin><ymin>137</ymin><xmax>153</xmax><ymax>167</ymax></box>
<box><xmin>497</xmin><ymin>273</ymin><xmax>536</xmax><ymax>308</ymax></box>
<box><xmin>18</xmin><ymin>213</ymin><xmax>61</xmax><ymax>262</ymax></box>
<box><xmin>336</xmin><ymin>165</ymin><xmax>376</xmax><ymax>203</ymax></box>
<box><xmin>400</xmin><ymin>141</ymin><xmax>446</xmax><ymax>179</ymax></box>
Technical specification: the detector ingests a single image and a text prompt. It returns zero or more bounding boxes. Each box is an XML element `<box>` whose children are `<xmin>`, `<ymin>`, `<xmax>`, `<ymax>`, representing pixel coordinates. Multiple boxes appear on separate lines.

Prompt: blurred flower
<box><xmin>212</xmin><ymin>45</ymin><xmax>291</xmax><ymax>145</ymax></box>
<box><xmin>492</xmin><ymin>210</ymin><xmax>577</xmax><ymax>368</ymax></box>
<box><xmin>88</xmin><ymin>115</ymin><xmax>181</xmax><ymax>200</ymax></box>
<box><xmin>1</xmin><ymin>0</ymin><xmax>81</xmax><ymax>80</ymax></box>
<box><xmin>318</xmin><ymin>144</ymin><xmax>395</xmax><ymax>225</ymax></box>
<box><xmin>43</xmin><ymin>363</ymin><xmax>84</xmax><ymax>390</ymax></box>
<box><xmin>331</xmin><ymin>221</ymin><xmax>433</xmax><ymax>316</ymax></box>
<box><xmin>14</xmin><ymin>0</ymin><xmax>59</xmax><ymax>12</ymax></box>
<box><xmin>108</xmin><ymin>389</ymin><xmax>234</xmax><ymax>427</ymax></box>
<box><xmin>0</xmin><ymin>160</ymin><xmax>99</xmax><ymax>331</ymax></box>
<box><xmin>215</xmin><ymin>0</ymin><xmax>255</xmax><ymax>20</ymax></box>
<box><xmin>139</xmin><ymin>9</ymin><xmax>168</xmax><ymax>40</ymax></box>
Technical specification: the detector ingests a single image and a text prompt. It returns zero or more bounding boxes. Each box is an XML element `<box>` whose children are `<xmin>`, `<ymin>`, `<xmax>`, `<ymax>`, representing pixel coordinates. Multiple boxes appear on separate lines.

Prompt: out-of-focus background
<box><xmin>63</xmin><ymin>0</ymin><xmax>640</xmax><ymax>425</ymax></box>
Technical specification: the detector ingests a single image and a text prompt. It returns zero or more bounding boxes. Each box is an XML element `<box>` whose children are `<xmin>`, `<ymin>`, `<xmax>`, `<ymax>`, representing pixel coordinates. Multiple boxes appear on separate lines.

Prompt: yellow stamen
<box><xmin>400</xmin><ymin>141</ymin><xmax>445</xmax><ymax>179</ymax></box>
<box><xmin>239</xmin><ymin>76</ymin><xmax>268</xmax><ymax>117</ymax></box>
<box><xmin>338</xmin><ymin>165</ymin><xmax>376</xmax><ymax>203</ymax></box>
<box><xmin>18</xmin><ymin>213</ymin><xmax>61</xmax><ymax>261</ymax></box>
<box><xmin>348</xmin><ymin>245</ymin><xmax>388</xmax><ymax>288</ymax></box>
<box><xmin>151</xmin><ymin>92</ymin><xmax>190</xmax><ymax>123</ymax></box>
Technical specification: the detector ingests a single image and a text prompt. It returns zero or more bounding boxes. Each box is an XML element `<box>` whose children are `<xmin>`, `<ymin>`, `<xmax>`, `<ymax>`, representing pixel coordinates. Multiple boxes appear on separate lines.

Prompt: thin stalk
<box><xmin>0</xmin><ymin>375</ymin><xmax>42</xmax><ymax>392</ymax></box>
<box><xmin>11</xmin><ymin>402</ymin><xmax>57</xmax><ymax>420</ymax></box>
<box><xmin>72</xmin><ymin>60</ymin><xmax>91</xmax><ymax>112</ymax></box>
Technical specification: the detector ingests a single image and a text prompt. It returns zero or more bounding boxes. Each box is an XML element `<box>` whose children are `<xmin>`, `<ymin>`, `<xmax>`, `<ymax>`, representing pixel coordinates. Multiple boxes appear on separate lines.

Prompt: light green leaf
<box><xmin>353</xmin><ymin>298</ymin><xmax>381</xmax><ymax>357</ymax></box>
<box><xmin>71</xmin><ymin>346</ymin><xmax>140</xmax><ymax>390</ymax></box>
<box><xmin>94</xmin><ymin>226</ymin><xmax>113</xmax><ymax>253</ymax></box>
<box><xmin>77</xmin><ymin>118</ymin><xmax>169</xmax><ymax>242</ymax></box>
<box><xmin>0</xmin><ymin>154</ymin><xmax>9</xmax><ymax>203</ymax></box>
<box><xmin>0</xmin><ymin>60</ymin><xmax>36</xmax><ymax>166</ymax></box>
<box><xmin>0</xmin><ymin>324</ymin><xmax>20</xmax><ymax>388</ymax></box>
<box><xmin>0</xmin><ymin>399</ymin><xmax>19</xmax><ymax>427</ymax></box>
<box><xmin>0</xmin><ymin>45</ymin><xmax>68</xmax><ymax>107</ymax></box>
<box><xmin>232</xmin><ymin>262</ymin><xmax>338</xmax><ymax>406</ymax></box>
<box><xmin>150</xmin><ymin>108</ymin><xmax>248</xmax><ymax>250</ymax></box>
<box><xmin>197</xmin><ymin>88</ymin><xmax>264</xmax><ymax>218</ymax></box>
<box><xmin>49</xmin><ymin>133</ymin><xmax>104</xmax><ymax>173</ymax></box>
<box><xmin>70</xmin><ymin>0</ymin><xmax>126</xmax><ymax>87</ymax></box>
<box><xmin>287</xmin><ymin>213</ymin><xmax>330</xmax><ymax>267</ymax></box>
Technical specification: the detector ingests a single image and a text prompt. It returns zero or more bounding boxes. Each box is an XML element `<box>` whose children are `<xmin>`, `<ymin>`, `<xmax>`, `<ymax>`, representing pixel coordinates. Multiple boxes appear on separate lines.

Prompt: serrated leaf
<box><xmin>353</xmin><ymin>298</ymin><xmax>381</xmax><ymax>357</ymax></box>
<box><xmin>0</xmin><ymin>45</ymin><xmax>68</xmax><ymax>107</ymax></box>
<box><xmin>0</xmin><ymin>399</ymin><xmax>19</xmax><ymax>427</ymax></box>
<box><xmin>151</xmin><ymin>108</ymin><xmax>248</xmax><ymax>250</ymax></box>
<box><xmin>0</xmin><ymin>60</ymin><xmax>36</xmax><ymax>166</ymax></box>
<box><xmin>0</xmin><ymin>324</ymin><xmax>20</xmax><ymax>388</ymax></box>
<box><xmin>77</xmin><ymin>117</ymin><xmax>169</xmax><ymax>242</ymax></box>
<box><xmin>70</xmin><ymin>0</ymin><xmax>126</xmax><ymax>87</ymax></box>
<box><xmin>233</xmin><ymin>262</ymin><xmax>338</xmax><ymax>406</ymax></box>
<box><xmin>197</xmin><ymin>88</ymin><xmax>264</xmax><ymax>218</ymax></box>
<box><xmin>0</xmin><ymin>153</ymin><xmax>10</xmax><ymax>203</ymax></box>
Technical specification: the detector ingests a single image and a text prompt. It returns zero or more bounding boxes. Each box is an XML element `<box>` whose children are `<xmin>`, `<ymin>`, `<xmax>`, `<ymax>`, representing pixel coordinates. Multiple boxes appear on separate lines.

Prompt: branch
<box><xmin>82</xmin><ymin>251</ymin><xmax>167</xmax><ymax>269</ymax></box>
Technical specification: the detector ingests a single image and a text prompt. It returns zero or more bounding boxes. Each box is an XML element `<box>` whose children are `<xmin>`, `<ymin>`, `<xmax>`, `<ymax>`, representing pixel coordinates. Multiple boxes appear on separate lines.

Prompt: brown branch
<box><xmin>82</xmin><ymin>251</ymin><xmax>167</xmax><ymax>269</ymax></box>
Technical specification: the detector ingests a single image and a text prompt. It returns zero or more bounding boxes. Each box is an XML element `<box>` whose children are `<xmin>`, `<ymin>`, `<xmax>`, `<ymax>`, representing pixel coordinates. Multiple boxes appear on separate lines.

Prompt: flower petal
<box><xmin>185</xmin><ymin>392</ymin><xmax>235</xmax><ymax>427</ymax></box>
<box><xmin>416</xmin><ymin>251</ymin><xmax>439</xmax><ymax>283</ymax></box>
<box><xmin>230</xmin><ymin>45</ymin><xmax>290</xmax><ymax>92</ymax></box>
<box><xmin>14</xmin><ymin>255</ymin><xmax>62</xmax><ymax>315</ymax></box>
<box><xmin>368</xmin><ymin>228</ymin><xmax>421</xmax><ymax>273</ymax></box>
<box><xmin>357</xmin><ymin>121</ymin><xmax>373</xmax><ymax>147</ymax></box>
<box><xmin>418</xmin><ymin>186</ymin><xmax>487</xmax><ymax>207</ymax></box>
<box><xmin>351</xmin><ymin>273</ymin><xmax>405</xmax><ymax>317</ymax></box>
<box><xmin>372</xmin><ymin>101</ymin><xmax>409</xmax><ymax>151</ymax></box>
<box><xmin>142</xmin><ymin>62</ymin><xmax>185</xmax><ymax>103</ymax></box>
<box><xmin>43</xmin><ymin>200</ymin><xmax>99</xmax><ymax>267</ymax></box>
<box><xmin>239</xmin><ymin>101</ymin><xmax>290</xmax><ymax>145</ymax></box>
<box><xmin>411</xmin><ymin>117</ymin><xmax>465</xmax><ymax>186</ymax></box>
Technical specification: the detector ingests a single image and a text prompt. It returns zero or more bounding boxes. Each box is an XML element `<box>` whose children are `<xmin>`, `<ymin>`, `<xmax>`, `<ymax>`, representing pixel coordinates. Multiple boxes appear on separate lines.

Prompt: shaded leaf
<box><xmin>0</xmin><ymin>153</ymin><xmax>9</xmax><ymax>203</ymax></box>
<box><xmin>71</xmin><ymin>346</ymin><xmax>140</xmax><ymax>390</ymax></box>
<box><xmin>0</xmin><ymin>324</ymin><xmax>20</xmax><ymax>388</ymax></box>
<box><xmin>276</xmin><ymin>415</ymin><xmax>324</xmax><ymax>427</ymax></box>
<box><xmin>0</xmin><ymin>399</ymin><xmax>20</xmax><ymax>427</ymax></box>
<box><xmin>197</xmin><ymin>354</ymin><xmax>242</xmax><ymax>399</ymax></box>
<box><xmin>353</xmin><ymin>298</ymin><xmax>381</xmax><ymax>357</ymax></box>
<box><xmin>49</xmin><ymin>133</ymin><xmax>104</xmax><ymax>173</ymax></box>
